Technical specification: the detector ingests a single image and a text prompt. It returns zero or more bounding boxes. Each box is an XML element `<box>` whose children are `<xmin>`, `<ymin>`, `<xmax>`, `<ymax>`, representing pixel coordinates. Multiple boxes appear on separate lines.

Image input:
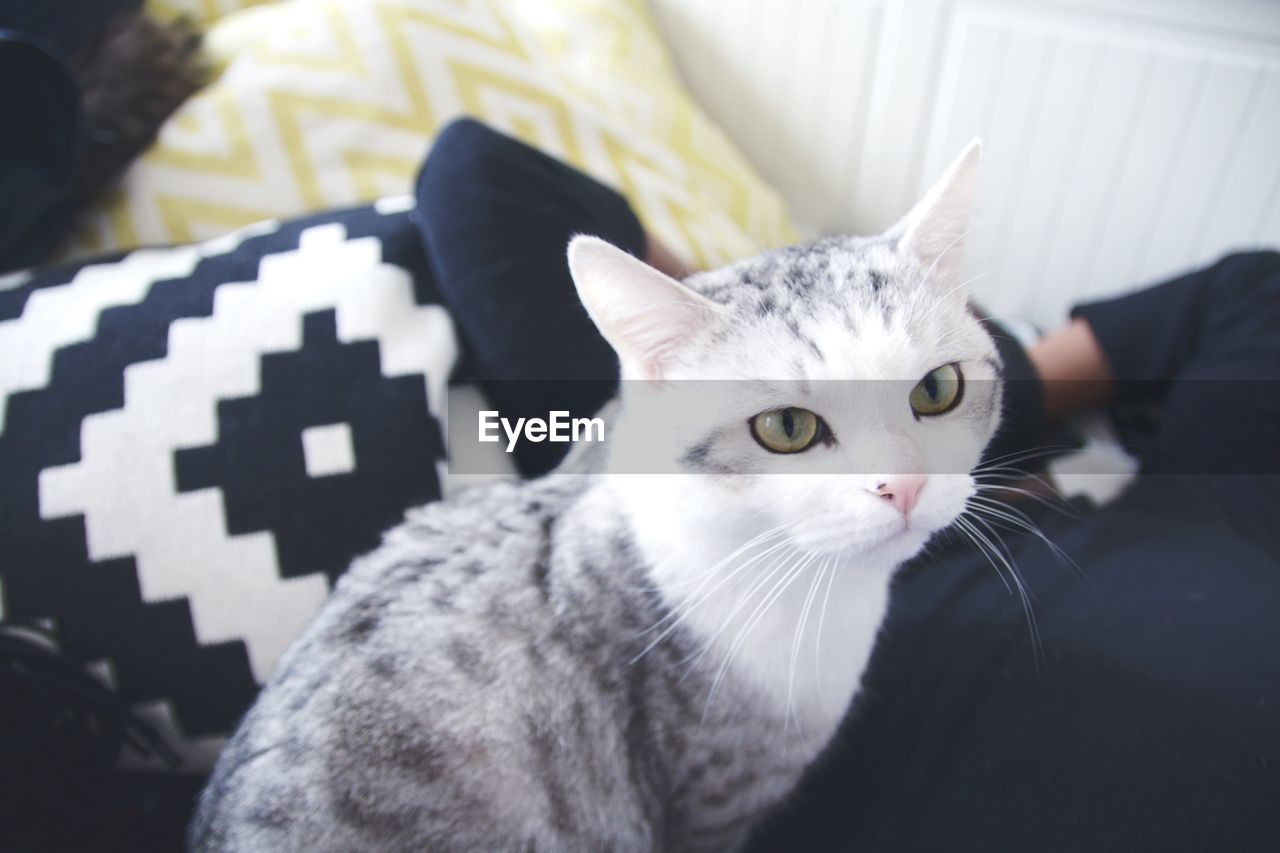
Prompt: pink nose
<box><xmin>869</xmin><ymin>475</ymin><xmax>927</xmax><ymax>516</ymax></box>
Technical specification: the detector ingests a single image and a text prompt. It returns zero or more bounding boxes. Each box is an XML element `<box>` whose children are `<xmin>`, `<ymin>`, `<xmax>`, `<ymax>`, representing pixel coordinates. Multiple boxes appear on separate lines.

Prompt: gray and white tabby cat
<box><xmin>192</xmin><ymin>141</ymin><xmax>1001</xmax><ymax>851</ymax></box>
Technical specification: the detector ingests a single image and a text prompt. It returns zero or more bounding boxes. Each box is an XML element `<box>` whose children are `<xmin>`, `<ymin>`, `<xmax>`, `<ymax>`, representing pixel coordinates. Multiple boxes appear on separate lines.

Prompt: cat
<box><xmin>191</xmin><ymin>140</ymin><xmax>1001</xmax><ymax>852</ymax></box>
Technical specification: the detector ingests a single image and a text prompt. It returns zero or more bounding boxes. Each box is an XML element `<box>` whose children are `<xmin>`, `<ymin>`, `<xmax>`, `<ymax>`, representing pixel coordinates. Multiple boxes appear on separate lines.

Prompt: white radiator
<box><xmin>652</xmin><ymin>0</ymin><xmax>1280</xmax><ymax>324</ymax></box>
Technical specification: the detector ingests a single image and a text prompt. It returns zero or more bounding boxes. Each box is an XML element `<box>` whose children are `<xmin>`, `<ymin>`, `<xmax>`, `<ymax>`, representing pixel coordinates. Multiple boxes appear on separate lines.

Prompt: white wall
<box><xmin>652</xmin><ymin>0</ymin><xmax>1280</xmax><ymax>324</ymax></box>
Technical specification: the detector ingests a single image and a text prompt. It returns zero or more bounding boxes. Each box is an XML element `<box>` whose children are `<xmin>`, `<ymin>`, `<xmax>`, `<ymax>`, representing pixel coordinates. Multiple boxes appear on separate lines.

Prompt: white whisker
<box><xmin>702</xmin><ymin>548</ymin><xmax>818</xmax><ymax>724</ymax></box>
<box><xmin>813</xmin><ymin>551</ymin><xmax>841</xmax><ymax>682</ymax></box>
<box><xmin>974</xmin><ymin>445</ymin><xmax>1075</xmax><ymax>473</ymax></box>
<box><xmin>678</xmin><ymin>545</ymin><xmax>800</xmax><ymax>675</ymax></box>
<box><xmin>957</xmin><ymin>514</ymin><xmax>1045</xmax><ymax>670</ymax></box>
<box><xmin>629</xmin><ymin>535</ymin><xmax>794</xmax><ymax>665</ymax></box>
<box><xmin>786</xmin><ymin>554</ymin><xmax>828</xmax><ymax>734</ymax></box>
<box><xmin>967</xmin><ymin>495</ymin><xmax>1092</xmax><ymax>584</ymax></box>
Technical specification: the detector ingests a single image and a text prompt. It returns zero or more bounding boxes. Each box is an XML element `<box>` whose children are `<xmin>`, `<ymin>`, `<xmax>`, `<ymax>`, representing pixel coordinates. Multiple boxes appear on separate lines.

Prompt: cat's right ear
<box><xmin>894</xmin><ymin>139</ymin><xmax>983</xmax><ymax>283</ymax></box>
<box><xmin>567</xmin><ymin>236</ymin><xmax>718</xmax><ymax>381</ymax></box>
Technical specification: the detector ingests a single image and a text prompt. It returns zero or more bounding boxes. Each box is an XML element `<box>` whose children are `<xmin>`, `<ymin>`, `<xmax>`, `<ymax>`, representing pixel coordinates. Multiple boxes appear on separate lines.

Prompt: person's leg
<box><xmin>749</xmin><ymin>508</ymin><xmax>1280</xmax><ymax>852</ymax></box>
<box><xmin>414</xmin><ymin>119</ymin><xmax>646</xmax><ymax>476</ymax></box>
<box><xmin>978</xmin><ymin>318</ymin><xmax>1052</xmax><ymax>470</ymax></box>
<box><xmin>751</xmin><ymin>255</ymin><xmax>1280</xmax><ymax>851</ymax></box>
<box><xmin>1070</xmin><ymin>252</ymin><xmax>1280</xmax><ymax>556</ymax></box>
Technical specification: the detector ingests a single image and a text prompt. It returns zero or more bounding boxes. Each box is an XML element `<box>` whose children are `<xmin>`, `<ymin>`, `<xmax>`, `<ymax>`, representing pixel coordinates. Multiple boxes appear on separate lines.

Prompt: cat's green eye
<box><xmin>750</xmin><ymin>407</ymin><xmax>824</xmax><ymax>454</ymax></box>
<box><xmin>910</xmin><ymin>363</ymin><xmax>963</xmax><ymax>417</ymax></box>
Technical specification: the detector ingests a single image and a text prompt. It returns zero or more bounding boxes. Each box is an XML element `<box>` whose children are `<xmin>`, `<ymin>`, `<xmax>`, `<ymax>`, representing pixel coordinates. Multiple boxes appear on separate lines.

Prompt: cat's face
<box><xmin>570</xmin><ymin>142</ymin><xmax>1000</xmax><ymax>567</ymax></box>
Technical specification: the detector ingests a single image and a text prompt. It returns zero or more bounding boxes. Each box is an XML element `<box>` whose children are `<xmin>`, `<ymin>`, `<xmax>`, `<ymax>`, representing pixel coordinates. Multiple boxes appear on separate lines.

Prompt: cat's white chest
<box><xmin>689</xmin><ymin>550</ymin><xmax>893</xmax><ymax>731</ymax></box>
<box><xmin>624</xmin><ymin>490</ymin><xmax>896</xmax><ymax>734</ymax></box>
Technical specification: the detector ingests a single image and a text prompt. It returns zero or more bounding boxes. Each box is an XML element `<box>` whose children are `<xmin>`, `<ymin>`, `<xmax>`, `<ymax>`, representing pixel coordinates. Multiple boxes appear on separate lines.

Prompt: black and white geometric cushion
<box><xmin>0</xmin><ymin>198</ymin><xmax>457</xmax><ymax>769</ymax></box>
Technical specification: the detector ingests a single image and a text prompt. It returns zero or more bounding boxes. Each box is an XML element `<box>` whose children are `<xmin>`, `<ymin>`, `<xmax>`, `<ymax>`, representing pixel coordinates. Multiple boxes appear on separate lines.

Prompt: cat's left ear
<box><xmin>895</xmin><ymin>139</ymin><xmax>982</xmax><ymax>283</ymax></box>
<box><xmin>568</xmin><ymin>236</ymin><xmax>718</xmax><ymax>381</ymax></box>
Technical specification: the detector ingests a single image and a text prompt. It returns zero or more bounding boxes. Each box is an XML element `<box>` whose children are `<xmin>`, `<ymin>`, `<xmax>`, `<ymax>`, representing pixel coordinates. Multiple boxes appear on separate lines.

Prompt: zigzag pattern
<box><xmin>149</xmin><ymin>0</ymin><xmax>271</xmax><ymax>29</ymax></box>
<box><xmin>72</xmin><ymin>0</ymin><xmax>797</xmax><ymax>268</ymax></box>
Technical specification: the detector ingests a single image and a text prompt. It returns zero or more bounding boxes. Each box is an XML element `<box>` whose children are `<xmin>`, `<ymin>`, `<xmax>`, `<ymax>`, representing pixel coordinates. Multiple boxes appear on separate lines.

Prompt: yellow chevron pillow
<box><xmin>147</xmin><ymin>0</ymin><xmax>276</xmax><ymax>30</ymax></box>
<box><xmin>70</xmin><ymin>0</ymin><xmax>797</xmax><ymax>268</ymax></box>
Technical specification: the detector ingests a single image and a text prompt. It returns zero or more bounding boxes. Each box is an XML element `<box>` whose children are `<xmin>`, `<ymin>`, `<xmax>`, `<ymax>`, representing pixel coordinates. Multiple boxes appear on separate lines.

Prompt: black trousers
<box><xmin>416</xmin><ymin>120</ymin><xmax>1280</xmax><ymax>851</ymax></box>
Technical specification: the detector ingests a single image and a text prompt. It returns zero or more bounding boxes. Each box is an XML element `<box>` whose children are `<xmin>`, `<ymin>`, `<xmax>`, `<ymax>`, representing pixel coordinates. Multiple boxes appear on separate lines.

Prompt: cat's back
<box><xmin>192</xmin><ymin>475</ymin><xmax>656</xmax><ymax>851</ymax></box>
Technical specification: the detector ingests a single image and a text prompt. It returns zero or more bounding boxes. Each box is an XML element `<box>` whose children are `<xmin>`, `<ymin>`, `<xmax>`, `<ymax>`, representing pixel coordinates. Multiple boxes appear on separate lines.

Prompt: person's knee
<box><xmin>1186</xmin><ymin>249</ymin><xmax>1280</xmax><ymax>375</ymax></box>
<box><xmin>1210</xmin><ymin>250</ymin><xmax>1280</xmax><ymax>303</ymax></box>
<box><xmin>416</xmin><ymin>118</ymin><xmax>539</xmax><ymax>239</ymax></box>
<box><xmin>427</xmin><ymin>117</ymin><xmax>498</xmax><ymax>165</ymax></box>
<box><xmin>418</xmin><ymin>118</ymin><xmax>507</xmax><ymax>198</ymax></box>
